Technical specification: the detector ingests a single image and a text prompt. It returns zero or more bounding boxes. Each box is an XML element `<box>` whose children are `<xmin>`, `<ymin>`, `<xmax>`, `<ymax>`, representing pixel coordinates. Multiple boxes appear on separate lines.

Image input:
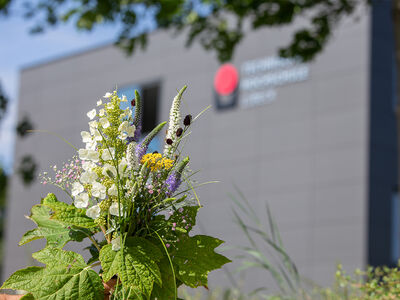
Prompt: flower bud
<box><xmin>183</xmin><ymin>115</ymin><xmax>192</xmax><ymax>126</ymax></box>
<box><xmin>176</xmin><ymin>128</ymin><xmax>183</xmax><ymax>137</ymax></box>
<box><xmin>131</xmin><ymin>99</ymin><xmax>136</xmax><ymax>107</ymax></box>
<box><xmin>166</xmin><ymin>138</ymin><xmax>173</xmax><ymax>145</ymax></box>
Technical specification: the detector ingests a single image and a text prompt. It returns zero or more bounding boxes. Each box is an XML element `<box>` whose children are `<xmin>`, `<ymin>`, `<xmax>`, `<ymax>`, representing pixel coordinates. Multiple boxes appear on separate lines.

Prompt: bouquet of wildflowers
<box><xmin>1</xmin><ymin>86</ymin><xmax>230</xmax><ymax>300</ymax></box>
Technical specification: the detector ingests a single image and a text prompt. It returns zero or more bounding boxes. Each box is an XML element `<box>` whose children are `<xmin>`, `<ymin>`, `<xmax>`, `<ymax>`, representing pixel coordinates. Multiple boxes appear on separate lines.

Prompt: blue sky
<box><xmin>0</xmin><ymin>6</ymin><xmax>158</xmax><ymax>173</ymax></box>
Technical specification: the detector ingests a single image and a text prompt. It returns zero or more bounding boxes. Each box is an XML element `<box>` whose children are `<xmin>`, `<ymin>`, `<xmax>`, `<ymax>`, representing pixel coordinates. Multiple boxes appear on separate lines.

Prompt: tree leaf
<box><xmin>20</xmin><ymin>294</ymin><xmax>35</xmax><ymax>300</ymax></box>
<box><xmin>173</xmin><ymin>235</ymin><xmax>231</xmax><ymax>288</ymax></box>
<box><xmin>19</xmin><ymin>204</ymin><xmax>87</xmax><ymax>248</ymax></box>
<box><xmin>100</xmin><ymin>237</ymin><xmax>162</xmax><ymax>299</ymax></box>
<box><xmin>42</xmin><ymin>193</ymin><xmax>96</xmax><ymax>228</ymax></box>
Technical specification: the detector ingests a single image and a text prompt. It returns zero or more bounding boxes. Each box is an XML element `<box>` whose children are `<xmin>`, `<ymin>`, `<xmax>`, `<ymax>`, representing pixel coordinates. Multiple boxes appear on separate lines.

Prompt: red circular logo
<box><xmin>214</xmin><ymin>64</ymin><xmax>239</xmax><ymax>96</ymax></box>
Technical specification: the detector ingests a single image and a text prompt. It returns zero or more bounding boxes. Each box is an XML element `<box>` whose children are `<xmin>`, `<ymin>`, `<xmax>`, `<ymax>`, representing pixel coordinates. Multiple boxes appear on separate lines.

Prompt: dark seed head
<box><xmin>183</xmin><ymin>115</ymin><xmax>192</xmax><ymax>126</ymax></box>
<box><xmin>166</xmin><ymin>138</ymin><xmax>173</xmax><ymax>145</ymax></box>
<box><xmin>152</xmin><ymin>151</ymin><xmax>159</xmax><ymax>154</ymax></box>
<box><xmin>131</xmin><ymin>99</ymin><xmax>136</xmax><ymax>106</ymax></box>
<box><xmin>176</xmin><ymin>128</ymin><xmax>183</xmax><ymax>137</ymax></box>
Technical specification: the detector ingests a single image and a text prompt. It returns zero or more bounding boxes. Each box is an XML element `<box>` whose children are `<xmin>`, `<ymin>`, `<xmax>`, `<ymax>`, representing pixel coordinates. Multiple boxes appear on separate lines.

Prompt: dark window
<box><xmin>117</xmin><ymin>82</ymin><xmax>161</xmax><ymax>152</ymax></box>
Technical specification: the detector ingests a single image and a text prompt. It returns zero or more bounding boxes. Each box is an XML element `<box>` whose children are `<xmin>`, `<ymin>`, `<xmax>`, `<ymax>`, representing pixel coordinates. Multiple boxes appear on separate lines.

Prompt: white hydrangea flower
<box><xmin>102</xmin><ymin>163</ymin><xmax>117</xmax><ymax>178</ymax></box>
<box><xmin>118</xmin><ymin>121</ymin><xmax>135</xmax><ymax>140</ymax></box>
<box><xmin>118</xmin><ymin>121</ymin><xmax>129</xmax><ymax>132</ymax></box>
<box><xmin>82</xmin><ymin>161</ymin><xmax>96</xmax><ymax>171</ymax></box>
<box><xmin>109</xmin><ymin>202</ymin><xmax>124</xmax><ymax>217</ymax></box>
<box><xmin>71</xmin><ymin>182</ymin><xmax>84</xmax><ymax>197</ymax></box>
<box><xmin>92</xmin><ymin>129</ymin><xmax>103</xmax><ymax>142</ymax></box>
<box><xmin>89</xmin><ymin>120</ymin><xmax>98</xmax><ymax>128</ymax></box>
<box><xmin>108</xmin><ymin>184</ymin><xmax>118</xmax><ymax>196</ymax></box>
<box><xmin>99</xmin><ymin>109</ymin><xmax>105</xmax><ymax>117</ymax></box>
<box><xmin>85</xmin><ymin>140</ymin><xmax>97</xmax><ymax>151</ymax></box>
<box><xmin>80</xmin><ymin>170</ymin><xmax>98</xmax><ymax>184</ymax></box>
<box><xmin>111</xmin><ymin>236</ymin><xmax>121</xmax><ymax>251</ymax></box>
<box><xmin>81</xmin><ymin>131</ymin><xmax>92</xmax><ymax>143</ymax></box>
<box><xmin>74</xmin><ymin>192</ymin><xmax>89</xmax><ymax>208</ymax></box>
<box><xmin>79</xmin><ymin>149</ymin><xmax>99</xmax><ymax>162</ymax></box>
<box><xmin>104</xmin><ymin>92</ymin><xmax>112</xmax><ymax>98</ymax></box>
<box><xmin>86</xmin><ymin>205</ymin><xmax>100</xmax><ymax>219</ymax></box>
<box><xmin>99</xmin><ymin>117</ymin><xmax>110</xmax><ymax>129</ymax></box>
<box><xmin>92</xmin><ymin>182</ymin><xmax>106</xmax><ymax>199</ymax></box>
<box><xmin>87</xmin><ymin>109</ymin><xmax>96</xmax><ymax>120</ymax></box>
<box><xmin>97</xmin><ymin>99</ymin><xmax>102</xmax><ymax>106</ymax></box>
<box><xmin>118</xmin><ymin>158</ymin><xmax>129</xmax><ymax>177</ymax></box>
<box><xmin>102</xmin><ymin>148</ymin><xmax>115</xmax><ymax>161</ymax></box>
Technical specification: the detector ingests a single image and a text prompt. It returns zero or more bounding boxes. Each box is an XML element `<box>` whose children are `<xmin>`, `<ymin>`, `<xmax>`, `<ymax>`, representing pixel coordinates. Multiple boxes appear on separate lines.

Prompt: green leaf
<box><xmin>19</xmin><ymin>204</ymin><xmax>86</xmax><ymax>248</ymax></box>
<box><xmin>2</xmin><ymin>249</ymin><xmax>104</xmax><ymax>300</ymax></box>
<box><xmin>32</xmin><ymin>247</ymin><xmax>86</xmax><ymax>268</ymax></box>
<box><xmin>100</xmin><ymin>237</ymin><xmax>162</xmax><ymax>299</ymax></box>
<box><xmin>173</xmin><ymin>235</ymin><xmax>231</xmax><ymax>288</ymax></box>
<box><xmin>1</xmin><ymin>266</ymin><xmax>44</xmax><ymax>292</ymax></box>
<box><xmin>42</xmin><ymin>193</ymin><xmax>96</xmax><ymax>228</ymax></box>
<box><xmin>33</xmin><ymin>266</ymin><xmax>104</xmax><ymax>300</ymax></box>
<box><xmin>169</xmin><ymin>206</ymin><xmax>199</xmax><ymax>233</ymax></box>
<box><xmin>151</xmin><ymin>258</ymin><xmax>179</xmax><ymax>300</ymax></box>
<box><xmin>20</xmin><ymin>294</ymin><xmax>35</xmax><ymax>300</ymax></box>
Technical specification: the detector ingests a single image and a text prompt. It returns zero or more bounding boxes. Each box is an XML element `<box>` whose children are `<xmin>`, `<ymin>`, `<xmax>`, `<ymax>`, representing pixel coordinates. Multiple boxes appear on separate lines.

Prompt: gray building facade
<box><xmin>3</xmin><ymin>1</ymin><xmax>397</xmax><ymax>292</ymax></box>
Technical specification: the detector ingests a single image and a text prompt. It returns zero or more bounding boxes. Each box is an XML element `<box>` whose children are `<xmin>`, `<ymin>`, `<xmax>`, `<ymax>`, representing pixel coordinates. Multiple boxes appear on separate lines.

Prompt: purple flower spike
<box><xmin>134</xmin><ymin>123</ymin><xmax>142</xmax><ymax>142</ymax></box>
<box><xmin>166</xmin><ymin>172</ymin><xmax>182</xmax><ymax>195</ymax></box>
<box><xmin>135</xmin><ymin>142</ymin><xmax>147</xmax><ymax>161</ymax></box>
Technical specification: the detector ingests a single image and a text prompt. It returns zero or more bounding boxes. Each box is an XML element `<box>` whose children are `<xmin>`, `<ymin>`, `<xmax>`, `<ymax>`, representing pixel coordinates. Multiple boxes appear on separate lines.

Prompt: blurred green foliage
<box><xmin>0</xmin><ymin>0</ymin><xmax>363</xmax><ymax>63</ymax></box>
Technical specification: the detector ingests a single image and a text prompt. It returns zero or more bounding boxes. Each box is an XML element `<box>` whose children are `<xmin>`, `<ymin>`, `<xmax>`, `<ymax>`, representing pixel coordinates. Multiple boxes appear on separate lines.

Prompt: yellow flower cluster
<box><xmin>141</xmin><ymin>153</ymin><xmax>174</xmax><ymax>171</ymax></box>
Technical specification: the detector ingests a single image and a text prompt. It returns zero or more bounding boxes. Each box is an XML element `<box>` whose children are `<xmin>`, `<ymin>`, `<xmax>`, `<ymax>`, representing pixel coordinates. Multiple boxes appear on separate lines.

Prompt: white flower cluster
<box><xmin>72</xmin><ymin>91</ymin><xmax>135</xmax><ymax>220</ymax></box>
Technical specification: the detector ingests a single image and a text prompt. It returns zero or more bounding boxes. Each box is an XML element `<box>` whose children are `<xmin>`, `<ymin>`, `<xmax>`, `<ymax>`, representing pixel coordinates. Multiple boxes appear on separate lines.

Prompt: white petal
<box><xmin>80</xmin><ymin>171</ymin><xmax>98</xmax><ymax>184</ymax></box>
<box><xmin>74</xmin><ymin>192</ymin><xmax>89</xmax><ymax>208</ymax></box>
<box><xmin>102</xmin><ymin>148</ymin><xmax>115</xmax><ymax>161</ymax></box>
<box><xmin>102</xmin><ymin>164</ymin><xmax>117</xmax><ymax>178</ymax></box>
<box><xmin>104</xmin><ymin>92</ymin><xmax>113</xmax><ymax>98</ymax></box>
<box><xmin>71</xmin><ymin>182</ymin><xmax>84</xmax><ymax>197</ymax></box>
<box><xmin>121</xmin><ymin>95</ymin><xmax>127</xmax><ymax>102</ymax></box>
<box><xmin>99</xmin><ymin>117</ymin><xmax>110</xmax><ymax>129</ymax></box>
<box><xmin>86</xmin><ymin>150</ymin><xmax>99</xmax><ymax>162</ymax></box>
<box><xmin>89</xmin><ymin>120</ymin><xmax>98</xmax><ymax>129</ymax></box>
<box><xmin>97</xmin><ymin>99</ymin><xmax>102</xmax><ymax>106</ymax></box>
<box><xmin>99</xmin><ymin>109</ymin><xmax>105</xmax><ymax>117</ymax></box>
<box><xmin>87</xmin><ymin>109</ymin><xmax>96</xmax><ymax>120</ymax></box>
<box><xmin>81</xmin><ymin>131</ymin><xmax>92</xmax><ymax>143</ymax></box>
<box><xmin>78</xmin><ymin>149</ymin><xmax>88</xmax><ymax>160</ymax></box>
<box><xmin>118</xmin><ymin>121</ymin><xmax>128</xmax><ymax>132</ymax></box>
<box><xmin>86</xmin><ymin>205</ymin><xmax>100</xmax><ymax>219</ymax></box>
<box><xmin>82</xmin><ymin>161</ymin><xmax>95</xmax><ymax>171</ymax></box>
<box><xmin>111</xmin><ymin>236</ymin><xmax>121</xmax><ymax>251</ymax></box>
<box><xmin>109</xmin><ymin>202</ymin><xmax>124</xmax><ymax>216</ymax></box>
<box><xmin>108</xmin><ymin>184</ymin><xmax>118</xmax><ymax>196</ymax></box>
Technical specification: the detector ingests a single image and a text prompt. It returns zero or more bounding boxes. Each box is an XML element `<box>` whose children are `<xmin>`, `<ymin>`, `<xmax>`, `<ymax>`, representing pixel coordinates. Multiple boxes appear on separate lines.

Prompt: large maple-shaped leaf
<box><xmin>100</xmin><ymin>237</ymin><xmax>162</xmax><ymax>299</ymax></box>
<box><xmin>42</xmin><ymin>193</ymin><xmax>96</xmax><ymax>228</ymax></box>
<box><xmin>19</xmin><ymin>205</ymin><xmax>86</xmax><ymax>248</ymax></box>
<box><xmin>1</xmin><ymin>249</ymin><xmax>104</xmax><ymax>300</ymax></box>
<box><xmin>173</xmin><ymin>235</ymin><xmax>231</xmax><ymax>288</ymax></box>
<box><xmin>151</xmin><ymin>257</ymin><xmax>181</xmax><ymax>300</ymax></box>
